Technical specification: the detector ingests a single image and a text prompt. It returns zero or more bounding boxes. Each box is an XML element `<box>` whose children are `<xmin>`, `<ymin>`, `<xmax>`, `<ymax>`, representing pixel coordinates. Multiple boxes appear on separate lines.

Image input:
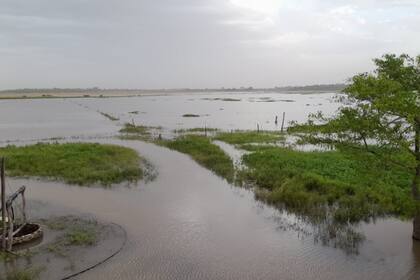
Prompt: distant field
<box><xmin>0</xmin><ymin>85</ymin><xmax>345</xmax><ymax>99</ymax></box>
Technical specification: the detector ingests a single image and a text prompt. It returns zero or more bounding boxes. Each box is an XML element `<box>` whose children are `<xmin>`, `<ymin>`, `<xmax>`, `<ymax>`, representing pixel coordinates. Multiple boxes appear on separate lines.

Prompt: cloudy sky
<box><xmin>1</xmin><ymin>0</ymin><xmax>419</xmax><ymax>89</ymax></box>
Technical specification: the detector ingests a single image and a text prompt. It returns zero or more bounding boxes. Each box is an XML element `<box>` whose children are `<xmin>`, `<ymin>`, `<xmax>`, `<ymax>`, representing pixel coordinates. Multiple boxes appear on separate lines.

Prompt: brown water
<box><xmin>7</xmin><ymin>139</ymin><xmax>420</xmax><ymax>280</ymax></box>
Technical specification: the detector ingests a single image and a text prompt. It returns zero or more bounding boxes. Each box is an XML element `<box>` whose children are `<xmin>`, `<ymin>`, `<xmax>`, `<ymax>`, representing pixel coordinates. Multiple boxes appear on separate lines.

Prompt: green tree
<box><xmin>295</xmin><ymin>54</ymin><xmax>420</xmax><ymax>239</ymax></box>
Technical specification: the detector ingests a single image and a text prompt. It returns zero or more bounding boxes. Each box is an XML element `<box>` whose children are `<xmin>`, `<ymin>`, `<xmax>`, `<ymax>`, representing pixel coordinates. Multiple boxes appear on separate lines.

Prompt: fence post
<box><xmin>281</xmin><ymin>112</ymin><xmax>286</xmax><ymax>133</ymax></box>
<box><xmin>1</xmin><ymin>158</ymin><xmax>6</xmax><ymax>251</ymax></box>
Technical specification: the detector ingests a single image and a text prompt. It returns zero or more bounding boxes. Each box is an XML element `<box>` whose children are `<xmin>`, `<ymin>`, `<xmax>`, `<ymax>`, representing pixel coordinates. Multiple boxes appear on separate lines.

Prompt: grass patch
<box><xmin>241</xmin><ymin>147</ymin><xmax>415</xmax><ymax>224</ymax></box>
<box><xmin>182</xmin><ymin>114</ymin><xmax>200</xmax><ymax>117</ymax></box>
<box><xmin>161</xmin><ymin>135</ymin><xmax>234</xmax><ymax>182</ymax></box>
<box><xmin>65</xmin><ymin>227</ymin><xmax>97</xmax><ymax>246</ymax></box>
<box><xmin>214</xmin><ymin>131</ymin><xmax>284</xmax><ymax>145</ymax></box>
<box><xmin>0</xmin><ymin>143</ymin><xmax>143</xmax><ymax>186</ymax></box>
<box><xmin>174</xmin><ymin>127</ymin><xmax>219</xmax><ymax>133</ymax></box>
<box><xmin>4</xmin><ymin>267</ymin><xmax>43</xmax><ymax>280</ymax></box>
<box><xmin>120</xmin><ymin>123</ymin><xmax>151</xmax><ymax>135</ymax></box>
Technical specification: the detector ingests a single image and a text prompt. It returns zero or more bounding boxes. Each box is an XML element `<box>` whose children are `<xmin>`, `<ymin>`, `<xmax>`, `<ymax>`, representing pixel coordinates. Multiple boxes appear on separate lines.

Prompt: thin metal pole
<box><xmin>1</xmin><ymin>158</ymin><xmax>6</xmax><ymax>250</ymax></box>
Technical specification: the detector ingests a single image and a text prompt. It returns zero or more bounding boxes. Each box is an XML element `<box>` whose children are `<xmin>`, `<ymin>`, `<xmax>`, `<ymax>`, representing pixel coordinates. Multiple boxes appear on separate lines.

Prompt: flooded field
<box><xmin>0</xmin><ymin>91</ymin><xmax>338</xmax><ymax>142</ymax></box>
<box><xmin>1</xmin><ymin>92</ymin><xmax>420</xmax><ymax>279</ymax></box>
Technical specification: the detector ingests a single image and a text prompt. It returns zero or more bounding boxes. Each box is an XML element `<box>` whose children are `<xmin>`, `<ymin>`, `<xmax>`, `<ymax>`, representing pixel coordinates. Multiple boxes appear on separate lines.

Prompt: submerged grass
<box><xmin>241</xmin><ymin>146</ymin><xmax>415</xmax><ymax>224</ymax></box>
<box><xmin>0</xmin><ymin>143</ymin><xmax>143</xmax><ymax>186</ymax></box>
<box><xmin>98</xmin><ymin>111</ymin><xmax>119</xmax><ymax>121</ymax></box>
<box><xmin>161</xmin><ymin>135</ymin><xmax>234</xmax><ymax>182</ymax></box>
<box><xmin>119</xmin><ymin>122</ymin><xmax>151</xmax><ymax>135</ymax></box>
<box><xmin>214</xmin><ymin>131</ymin><xmax>284</xmax><ymax>145</ymax></box>
<box><xmin>64</xmin><ymin>226</ymin><xmax>97</xmax><ymax>246</ymax></box>
<box><xmin>4</xmin><ymin>267</ymin><xmax>43</xmax><ymax>280</ymax></box>
<box><xmin>174</xmin><ymin>127</ymin><xmax>219</xmax><ymax>133</ymax></box>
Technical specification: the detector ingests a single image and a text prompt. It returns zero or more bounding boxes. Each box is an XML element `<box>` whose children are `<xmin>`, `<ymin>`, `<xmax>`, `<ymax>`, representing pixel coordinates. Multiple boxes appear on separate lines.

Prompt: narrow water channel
<box><xmin>7</xmin><ymin>139</ymin><xmax>420</xmax><ymax>280</ymax></box>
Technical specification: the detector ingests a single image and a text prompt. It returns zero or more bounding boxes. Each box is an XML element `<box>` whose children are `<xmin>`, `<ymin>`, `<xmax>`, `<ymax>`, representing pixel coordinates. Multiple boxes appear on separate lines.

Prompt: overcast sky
<box><xmin>1</xmin><ymin>0</ymin><xmax>419</xmax><ymax>89</ymax></box>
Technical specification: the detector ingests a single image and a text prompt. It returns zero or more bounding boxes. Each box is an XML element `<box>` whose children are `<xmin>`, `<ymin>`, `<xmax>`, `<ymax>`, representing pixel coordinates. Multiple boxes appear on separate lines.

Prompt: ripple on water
<box><xmin>4</xmin><ymin>139</ymin><xmax>420</xmax><ymax>280</ymax></box>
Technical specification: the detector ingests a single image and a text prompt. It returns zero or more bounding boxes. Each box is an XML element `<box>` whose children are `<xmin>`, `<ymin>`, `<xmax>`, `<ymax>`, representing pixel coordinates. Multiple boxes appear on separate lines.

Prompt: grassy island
<box><xmin>0</xmin><ymin>143</ymin><xmax>143</xmax><ymax>186</ymax></box>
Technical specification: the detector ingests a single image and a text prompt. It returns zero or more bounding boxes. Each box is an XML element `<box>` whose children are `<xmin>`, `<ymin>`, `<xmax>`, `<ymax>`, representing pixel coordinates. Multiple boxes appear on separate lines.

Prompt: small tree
<box><xmin>296</xmin><ymin>54</ymin><xmax>420</xmax><ymax>239</ymax></box>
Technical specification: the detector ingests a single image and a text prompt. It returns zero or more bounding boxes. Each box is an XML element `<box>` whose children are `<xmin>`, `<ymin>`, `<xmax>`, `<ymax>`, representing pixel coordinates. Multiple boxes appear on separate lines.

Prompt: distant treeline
<box><xmin>273</xmin><ymin>84</ymin><xmax>346</xmax><ymax>92</ymax></box>
<box><xmin>0</xmin><ymin>84</ymin><xmax>346</xmax><ymax>94</ymax></box>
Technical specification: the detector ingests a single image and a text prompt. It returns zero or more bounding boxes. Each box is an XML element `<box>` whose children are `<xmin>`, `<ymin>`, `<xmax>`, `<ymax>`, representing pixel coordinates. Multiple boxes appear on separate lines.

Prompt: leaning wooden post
<box><xmin>280</xmin><ymin>112</ymin><xmax>286</xmax><ymax>133</ymax></box>
<box><xmin>1</xmin><ymin>158</ymin><xmax>6</xmax><ymax>251</ymax></box>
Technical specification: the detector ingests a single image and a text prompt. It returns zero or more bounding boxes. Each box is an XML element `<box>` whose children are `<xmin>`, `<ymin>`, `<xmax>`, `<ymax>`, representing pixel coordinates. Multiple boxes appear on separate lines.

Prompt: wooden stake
<box><xmin>281</xmin><ymin>112</ymin><xmax>286</xmax><ymax>133</ymax></box>
<box><xmin>1</xmin><ymin>158</ymin><xmax>6</xmax><ymax>251</ymax></box>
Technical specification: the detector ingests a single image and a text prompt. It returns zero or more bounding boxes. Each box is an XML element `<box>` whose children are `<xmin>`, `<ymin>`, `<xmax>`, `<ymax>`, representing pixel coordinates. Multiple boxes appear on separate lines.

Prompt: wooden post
<box><xmin>204</xmin><ymin>125</ymin><xmax>207</xmax><ymax>137</ymax></box>
<box><xmin>6</xmin><ymin>206</ymin><xmax>13</xmax><ymax>251</ymax></box>
<box><xmin>257</xmin><ymin>123</ymin><xmax>260</xmax><ymax>133</ymax></box>
<box><xmin>21</xmin><ymin>187</ymin><xmax>26</xmax><ymax>224</ymax></box>
<box><xmin>281</xmin><ymin>112</ymin><xmax>286</xmax><ymax>133</ymax></box>
<box><xmin>1</xmin><ymin>158</ymin><xmax>6</xmax><ymax>251</ymax></box>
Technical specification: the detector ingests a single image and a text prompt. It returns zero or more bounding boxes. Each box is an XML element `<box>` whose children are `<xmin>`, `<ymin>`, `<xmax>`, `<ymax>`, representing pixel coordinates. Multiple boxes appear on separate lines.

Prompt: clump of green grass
<box><xmin>99</xmin><ymin>111</ymin><xmax>119</xmax><ymax>121</ymax></box>
<box><xmin>120</xmin><ymin>123</ymin><xmax>151</xmax><ymax>135</ymax></box>
<box><xmin>65</xmin><ymin>227</ymin><xmax>97</xmax><ymax>246</ymax></box>
<box><xmin>214</xmin><ymin>131</ymin><xmax>284</xmax><ymax>145</ymax></box>
<box><xmin>0</xmin><ymin>143</ymin><xmax>143</xmax><ymax>186</ymax></box>
<box><xmin>162</xmin><ymin>135</ymin><xmax>234</xmax><ymax>182</ymax></box>
<box><xmin>182</xmin><ymin>114</ymin><xmax>200</xmax><ymax>117</ymax></box>
<box><xmin>241</xmin><ymin>147</ymin><xmax>415</xmax><ymax>224</ymax></box>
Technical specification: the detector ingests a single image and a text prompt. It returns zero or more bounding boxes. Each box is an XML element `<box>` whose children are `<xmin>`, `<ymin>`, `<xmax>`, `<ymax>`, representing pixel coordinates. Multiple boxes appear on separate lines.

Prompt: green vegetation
<box><xmin>240</xmin><ymin>146</ymin><xmax>414</xmax><ymax>224</ymax></box>
<box><xmin>174</xmin><ymin>127</ymin><xmax>219</xmax><ymax>133</ymax></box>
<box><xmin>182</xmin><ymin>114</ymin><xmax>200</xmax><ymax>117</ymax></box>
<box><xmin>120</xmin><ymin>122</ymin><xmax>151</xmax><ymax>135</ymax></box>
<box><xmin>161</xmin><ymin>135</ymin><xmax>234</xmax><ymax>182</ymax></box>
<box><xmin>65</xmin><ymin>227</ymin><xmax>97</xmax><ymax>246</ymax></box>
<box><xmin>99</xmin><ymin>111</ymin><xmax>119</xmax><ymax>121</ymax></box>
<box><xmin>214</xmin><ymin>131</ymin><xmax>284</xmax><ymax>145</ymax></box>
<box><xmin>43</xmin><ymin>216</ymin><xmax>99</xmax><ymax>257</ymax></box>
<box><xmin>0</xmin><ymin>143</ymin><xmax>143</xmax><ymax>186</ymax></box>
<box><xmin>119</xmin><ymin>122</ymin><xmax>162</xmax><ymax>141</ymax></box>
<box><xmin>290</xmin><ymin>53</ymin><xmax>420</xmax><ymax>239</ymax></box>
<box><xmin>4</xmin><ymin>267</ymin><xmax>42</xmax><ymax>280</ymax></box>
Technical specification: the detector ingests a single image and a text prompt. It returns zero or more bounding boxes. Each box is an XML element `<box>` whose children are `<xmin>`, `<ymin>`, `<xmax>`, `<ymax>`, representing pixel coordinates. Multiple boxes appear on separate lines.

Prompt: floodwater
<box><xmin>1</xmin><ymin>92</ymin><xmax>420</xmax><ymax>279</ymax></box>
<box><xmin>0</xmin><ymin>91</ymin><xmax>338</xmax><ymax>142</ymax></box>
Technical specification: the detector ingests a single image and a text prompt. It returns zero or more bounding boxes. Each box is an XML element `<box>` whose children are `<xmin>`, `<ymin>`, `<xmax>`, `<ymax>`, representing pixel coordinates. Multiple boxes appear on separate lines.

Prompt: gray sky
<box><xmin>1</xmin><ymin>0</ymin><xmax>419</xmax><ymax>89</ymax></box>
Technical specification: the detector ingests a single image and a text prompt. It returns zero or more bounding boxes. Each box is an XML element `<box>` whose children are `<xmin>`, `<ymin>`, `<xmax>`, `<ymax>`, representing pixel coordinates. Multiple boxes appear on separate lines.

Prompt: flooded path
<box><xmin>7</xmin><ymin>139</ymin><xmax>420</xmax><ymax>280</ymax></box>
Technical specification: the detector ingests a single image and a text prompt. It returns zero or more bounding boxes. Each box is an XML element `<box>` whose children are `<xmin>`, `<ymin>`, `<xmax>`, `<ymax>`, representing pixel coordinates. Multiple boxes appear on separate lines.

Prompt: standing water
<box><xmin>1</xmin><ymin>92</ymin><xmax>419</xmax><ymax>279</ymax></box>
